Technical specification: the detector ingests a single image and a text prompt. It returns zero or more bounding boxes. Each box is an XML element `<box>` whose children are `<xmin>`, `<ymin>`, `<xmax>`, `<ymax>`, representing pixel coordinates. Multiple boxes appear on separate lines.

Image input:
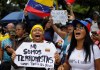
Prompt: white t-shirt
<box><xmin>66</xmin><ymin>45</ymin><xmax>100</xmax><ymax>70</ymax></box>
<box><xmin>53</xmin><ymin>32</ymin><xmax>64</xmax><ymax>53</ymax></box>
<box><xmin>53</xmin><ymin>32</ymin><xmax>64</xmax><ymax>43</ymax></box>
<box><xmin>91</xmin><ymin>21</ymin><xmax>99</xmax><ymax>31</ymax></box>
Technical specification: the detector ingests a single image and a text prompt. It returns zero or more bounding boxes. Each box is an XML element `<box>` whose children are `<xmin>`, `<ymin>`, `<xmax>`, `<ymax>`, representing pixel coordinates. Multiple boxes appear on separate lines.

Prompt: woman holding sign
<box><xmin>50</xmin><ymin>3</ymin><xmax>75</xmax><ymax>64</ymax></box>
<box><xmin>10</xmin><ymin>24</ymin><xmax>59</xmax><ymax>70</ymax></box>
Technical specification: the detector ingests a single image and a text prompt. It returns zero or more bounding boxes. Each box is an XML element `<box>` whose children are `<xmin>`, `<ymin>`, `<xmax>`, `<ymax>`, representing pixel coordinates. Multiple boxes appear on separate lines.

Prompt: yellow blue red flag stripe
<box><xmin>35</xmin><ymin>0</ymin><xmax>53</xmax><ymax>7</ymax></box>
<box><xmin>25</xmin><ymin>0</ymin><xmax>53</xmax><ymax>18</ymax></box>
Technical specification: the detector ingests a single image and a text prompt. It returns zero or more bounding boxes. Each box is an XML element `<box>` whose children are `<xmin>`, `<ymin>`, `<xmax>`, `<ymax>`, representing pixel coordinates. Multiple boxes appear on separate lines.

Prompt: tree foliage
<box><xmin>58</xmin><ymin>0</ymin><xmax>100</xmax><ymax>18</ymax></box>
<box><xmin>0</xmin><ymin>0</ymin><xmax>27</xmax><ymax>19</ymax></box>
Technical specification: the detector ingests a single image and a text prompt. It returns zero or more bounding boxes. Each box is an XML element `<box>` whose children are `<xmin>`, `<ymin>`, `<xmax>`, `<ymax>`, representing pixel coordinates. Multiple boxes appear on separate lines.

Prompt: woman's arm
<box><xmin>5</xmin><ymin>46</ymin><xmax>15</xmax><ymax>55</ymax></box>
<box><xmin>5</xmin><ymin>47</ymin><xmax>16</xmax><ymax>61</ymax></box>
<box><xmin>58</xmin><ymin>55</ymin><xmax>70</xmax><ymax>70</ymax></box>
<box><xmin>50</xmin><ymin>19</ymin><xmax>67</xmax><ymax>39</ymax></box>
<box><xmin>63</xmin><ymin>55</ymin><xmax>70</xmax><ymax>70</ymax></box>
<box><xmin>93</xmin><ymin>45</ymin><xmax>100</xmax><ymax>70</ymax></box>
<box><xmin>24</xmin><ymin>10</ymin><xmax>32</xmax><ymax>33</ymax></box>
<box><xmin>67</xmin><ymin>3</ymin><xmax>75</xmax><ymax>20</ymax></box>
<box><xmin>58</xmin><ymin>61</ymin><xmax>70</xmax><ymax>70</ymax></box>
<box><xmin>55</xmin><ymin>52</ymin><xmax>61</xmax><ymax>65</ymax></box>
<box><xmin>95</xmin><ymin>59</ymin><xmax>100</xmax><ymax>70</ymax></box>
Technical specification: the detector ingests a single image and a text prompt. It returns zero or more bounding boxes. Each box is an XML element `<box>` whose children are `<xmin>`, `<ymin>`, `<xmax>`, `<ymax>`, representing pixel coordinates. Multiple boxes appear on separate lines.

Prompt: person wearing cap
<box><xmin>84</xmin><ymin>18</ymin><xmax>92</xmax><ymax>35</ymax></box>
<box><xmin>58</xmin><ymin>20</ymin><xmax>100</xmax><ymax>70</ymax></box>
<box><xmin>27</xmin><ymin>24</ymin><xmax>57</xmax><ymax>70</ymax></box>
<box><xmin>8</xmin><ymin>24</ymin><xmax>57</xmax><ymax>70</ymax></box>
<box><xmin>30</xmin><ymin>24</ymin><xmax>45</xmax><ymax>43</ymax></box>
<box><xmin>84</xmin><ymin>18</ymin><xmax>92</xmax><ymax>26</ymax></box>
<box><xmin>1</xmin><ymin>29</ymin><xmax>16</xmax><ymax>70</ymax></box>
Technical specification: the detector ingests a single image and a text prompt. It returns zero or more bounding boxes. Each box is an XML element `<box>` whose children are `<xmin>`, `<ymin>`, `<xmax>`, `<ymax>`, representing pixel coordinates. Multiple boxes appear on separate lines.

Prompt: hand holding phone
<box><xmin>91</xmin><ymin>31</ymin><xmax>98</xmax><ymax>36</ymax></box>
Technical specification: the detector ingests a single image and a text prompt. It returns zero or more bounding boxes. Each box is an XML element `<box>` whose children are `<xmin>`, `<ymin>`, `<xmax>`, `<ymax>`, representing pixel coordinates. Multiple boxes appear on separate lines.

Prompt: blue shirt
<box><xmin>60</xmin><ymin>35</ymin><xmax>70</xmax><ymax>64</ymax></box>
<box><xmin>62</xmin><ymin>35</ymin><xmax>70</xmax><ymax>54</ymax></box>
<box><xmin>1</xmin><ymin>38</ymin><xmax>13</xmax><ymax>62</ymax></box>
<box><xmin>44</xmin><ymin>28</ymin><xmax>54</xmax><ymax>42</ymax></box>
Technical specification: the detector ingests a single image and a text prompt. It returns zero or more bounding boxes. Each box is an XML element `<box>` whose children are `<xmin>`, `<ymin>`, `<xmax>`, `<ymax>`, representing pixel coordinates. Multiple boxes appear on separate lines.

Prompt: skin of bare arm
<box><xmin>67</xmin><ymin>3</ymin><xmax>75</xmax><ymax>20</ymax></box>
<box><xmin>57</xmin><ymin>55</ymin><xmax>70</xmax><ymax>70</ymax></box>
<box><xmin>5</xmin><ymin>47</ymin><xmax>16</xmax><ymax>61</ymax></box>
<box><xmin>49</xmin><ymin>18</ymin><xmax>67</xmax><ymax>39</ymax></box>
<box><xmin>95</xmin><ymin>59</ymin><xmax>100</xmax><ymax>70</ymax></box>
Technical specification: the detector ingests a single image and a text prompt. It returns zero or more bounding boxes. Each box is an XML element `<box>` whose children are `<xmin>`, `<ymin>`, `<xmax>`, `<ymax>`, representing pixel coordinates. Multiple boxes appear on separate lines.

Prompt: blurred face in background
<box><xmin>9</xmin><ymin>34</ymin><xmax>15</xmax><ymax>40</ymax></box>
<box><xmin>6</xmin><ymin>23</ymin><xmax>15</xmax><ymax>31</ymax></box>
<box><xmin>45</xmin><ymin>21</ymin><xmax>51</xmax><ymax>29</ymax></box>
<box><xmin>67</xmin><ymin>24</ymin><xmax>74</xmax><ymax>34</ymax></box>
<box><xmin>93</xmin><ymin>14</ymin><xmax>99</xmax><ymax>20</ymax></box>
<box><xmin>60</xmin><ymin>26</ymin><xmax>68</xmax><ymax>33</ymax></box>
<box><xmin>16</xmin><ymin>25</ymin><xmax>25</xmax><ymax>38</ymax></box>
<box><xmin>31</xmin><ymin>27</ymin><xmax>44</xmax><ymax>42</ymax></box>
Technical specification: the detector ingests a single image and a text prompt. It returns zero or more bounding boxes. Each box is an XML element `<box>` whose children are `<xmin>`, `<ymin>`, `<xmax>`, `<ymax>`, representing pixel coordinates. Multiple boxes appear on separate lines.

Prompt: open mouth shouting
<box><xmin>74</xmin><ymin>26</ymin><xmax>86</xmax><ymax>40</ymax></box>
<box><xmin>75</xmin><ymin>32</ymin><xmax>81</xmax><ymax>38</ymax></box>
<box><xmin>35</xmin><ymin>35</ymin><xmax>41</xmax><ymax>39</ymax></box>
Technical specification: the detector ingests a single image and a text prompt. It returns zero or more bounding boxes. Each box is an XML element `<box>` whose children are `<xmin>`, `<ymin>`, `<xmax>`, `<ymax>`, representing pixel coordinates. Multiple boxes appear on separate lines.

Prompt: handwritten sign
<box><xmin>51</xmin><ymin>10</ymin><xmax>68</xmax><ymax>25</ymax></box>
<box><xmin>14</xmin><ymin>42</ymin><xmax>56</xmax><ymax>68</ymax></box>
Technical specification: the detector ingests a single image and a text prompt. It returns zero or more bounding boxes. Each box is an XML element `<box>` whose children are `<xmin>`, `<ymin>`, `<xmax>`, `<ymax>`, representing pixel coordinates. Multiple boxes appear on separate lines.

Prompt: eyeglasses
<box><xmin>74</xmin><ymin>26</ymin><xmax>85</xmax><ymax>30</ymax></box>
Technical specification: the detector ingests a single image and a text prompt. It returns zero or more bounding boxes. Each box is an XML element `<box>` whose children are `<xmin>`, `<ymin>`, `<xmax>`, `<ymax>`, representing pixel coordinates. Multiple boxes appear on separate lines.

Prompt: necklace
<box><xmin>75</xmin><ymin>48</ymin><xmax>83</xmax><ymax>58</ymax></box>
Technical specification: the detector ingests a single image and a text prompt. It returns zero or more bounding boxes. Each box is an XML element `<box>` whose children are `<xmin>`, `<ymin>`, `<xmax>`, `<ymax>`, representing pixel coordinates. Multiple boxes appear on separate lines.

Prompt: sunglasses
<box><xmin>74</xmin><ymin>26</ymin><xmax>85</xmax><ymax>30</ymax></box>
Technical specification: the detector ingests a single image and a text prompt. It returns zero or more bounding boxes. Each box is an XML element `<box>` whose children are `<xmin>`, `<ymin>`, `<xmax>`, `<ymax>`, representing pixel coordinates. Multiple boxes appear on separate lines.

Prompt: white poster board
<box><xmin>14</xmin><ymin>42</ymin><xmax>56</xmax><ymax>68</ymax></box>
<box><xmin>51</xmin><ymin>10</ymin><xmax>68</xmax><ymax>25</ymax></box>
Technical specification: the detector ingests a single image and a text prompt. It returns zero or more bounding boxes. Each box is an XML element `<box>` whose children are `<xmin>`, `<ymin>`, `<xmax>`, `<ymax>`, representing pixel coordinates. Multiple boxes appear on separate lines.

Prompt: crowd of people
<box><xmin>0</xmin><ymin>3</ymin><xmax>100</xmax><ymax>70</ymax></box>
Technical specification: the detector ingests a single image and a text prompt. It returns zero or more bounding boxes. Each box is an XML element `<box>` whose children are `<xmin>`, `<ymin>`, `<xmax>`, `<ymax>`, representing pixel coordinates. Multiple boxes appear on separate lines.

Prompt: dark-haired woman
<box><xmin>5</xmin><ymin>23</ymin><xmax>31</xmax><ymax>70</ymax></box>
<box><xmin>58</xmin><ymin>20</ymin><xmax>100</xmax><ymax>70</ymax></box>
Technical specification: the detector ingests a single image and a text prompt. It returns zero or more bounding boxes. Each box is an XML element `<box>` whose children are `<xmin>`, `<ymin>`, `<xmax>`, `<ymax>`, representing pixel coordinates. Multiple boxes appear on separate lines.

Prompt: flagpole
<box><xmin>56</xmin><ymin>0</ymin><xmax>58</xmax><ymax>10</ymax></box>
<box><xmin>21</xmin><ymin>12</ymin><xmax>25</xmax><ymax>22</ymax></box>
<box><xmin>21</xmin><ymin>0</ymin><xmax>30</xmax><ymax>22</ymax></box>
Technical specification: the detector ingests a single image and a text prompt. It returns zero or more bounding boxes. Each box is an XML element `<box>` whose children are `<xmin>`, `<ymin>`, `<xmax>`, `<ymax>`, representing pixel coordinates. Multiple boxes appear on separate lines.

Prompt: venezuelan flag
<box><xmin>25</xmin><ymin>0</ymin><xmax>53</xmax><ymax>18</ymax></box>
